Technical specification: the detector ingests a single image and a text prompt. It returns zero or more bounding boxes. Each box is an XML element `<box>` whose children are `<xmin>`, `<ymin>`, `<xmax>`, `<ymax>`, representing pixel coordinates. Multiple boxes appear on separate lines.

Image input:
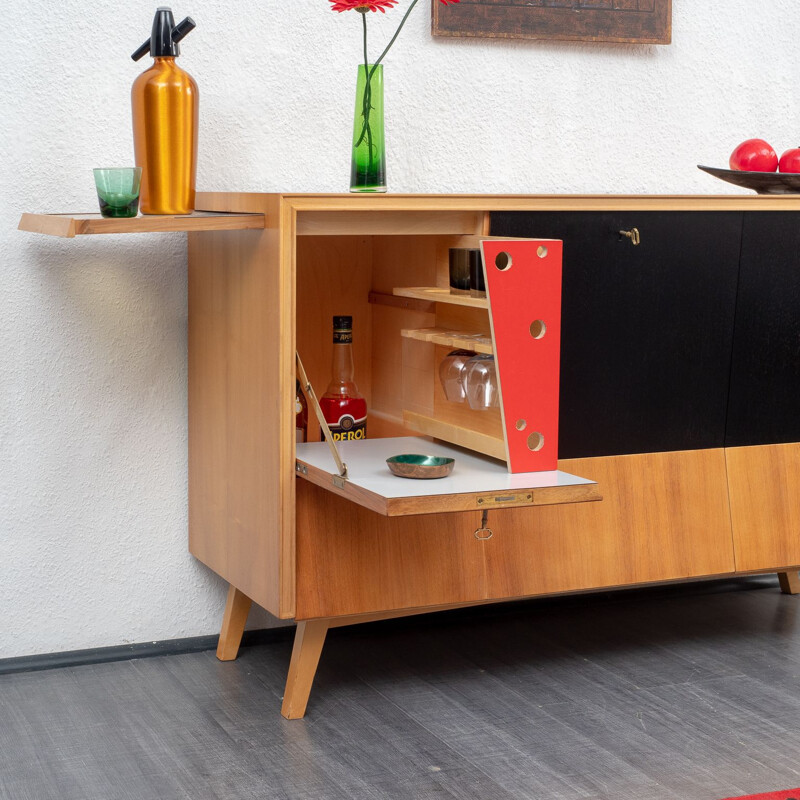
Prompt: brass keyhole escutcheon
<box><xmin>619</xmin><ymin>227</ymin><xmax>641</xmax><ymax>246</ymax></box>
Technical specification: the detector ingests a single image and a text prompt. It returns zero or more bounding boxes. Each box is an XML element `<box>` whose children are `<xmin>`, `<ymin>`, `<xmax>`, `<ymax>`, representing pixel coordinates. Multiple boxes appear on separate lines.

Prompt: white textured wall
<box><xmin>2</xmin><ymin>0</ymin><xmax>799</xmax><ymax>659</ymax></box>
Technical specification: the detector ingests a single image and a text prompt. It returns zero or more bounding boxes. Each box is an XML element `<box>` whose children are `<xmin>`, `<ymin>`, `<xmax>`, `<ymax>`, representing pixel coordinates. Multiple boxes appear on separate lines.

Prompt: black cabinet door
<box><xmin>726</xmin><ymin>212</ymin><xmax>800</xmax><ymax>447</ymax></box>
<box><xmin>491</xmin><ymin>211</ymin><xmax>742</xmax><ymax>459</ymax></box>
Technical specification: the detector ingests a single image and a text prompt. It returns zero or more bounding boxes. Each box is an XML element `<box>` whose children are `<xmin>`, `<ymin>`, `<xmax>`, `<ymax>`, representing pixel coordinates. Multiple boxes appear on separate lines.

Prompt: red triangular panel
<box><xmin>481</xmin><ymin>239</ymin><xmax>562</xmax><ymax>473</ymax></box>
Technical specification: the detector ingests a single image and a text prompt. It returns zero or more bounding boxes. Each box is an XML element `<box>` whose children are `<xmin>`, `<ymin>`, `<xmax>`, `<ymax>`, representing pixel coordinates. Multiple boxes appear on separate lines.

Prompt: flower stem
<box><xmin>359</xmin><ymin>10</ymin><xmax>374</xmax><ymax>167</ymax></box>
<box><xmin>355</xmin><ymin>0</ymin><xmax>420</xmax><ymax>148</ymax></box>
<box><xmin>371</xmin><ymin>0</ymin><xmax>419</xmax><ymax>73</ymax></box>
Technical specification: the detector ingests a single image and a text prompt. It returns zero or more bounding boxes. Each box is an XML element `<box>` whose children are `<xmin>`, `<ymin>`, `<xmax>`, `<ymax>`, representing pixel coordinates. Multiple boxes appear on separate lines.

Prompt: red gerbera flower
<box><xmin>329</xmin><ymin>0</ymin><xmax>398</xmax><ymax>11</ymax></box>
<box><xmin>328</xmin><ymin>0</ymin><xmax>457</xmax><ymax>10</ymax></box>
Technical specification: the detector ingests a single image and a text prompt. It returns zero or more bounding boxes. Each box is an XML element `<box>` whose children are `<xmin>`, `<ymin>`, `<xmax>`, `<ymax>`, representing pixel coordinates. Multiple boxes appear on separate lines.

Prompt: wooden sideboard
<box><xmin>19</xmin><ymin>195</ymin><xmax>800</xmax><ymax>719</ymax></box>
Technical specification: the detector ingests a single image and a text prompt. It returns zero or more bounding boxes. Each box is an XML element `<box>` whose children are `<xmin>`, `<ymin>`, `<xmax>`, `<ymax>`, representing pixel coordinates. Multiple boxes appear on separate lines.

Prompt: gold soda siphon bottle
<box><xmin>131</xmin><ymin>8</ymin><xmax>198</xmax><ymax>215</ymax></box>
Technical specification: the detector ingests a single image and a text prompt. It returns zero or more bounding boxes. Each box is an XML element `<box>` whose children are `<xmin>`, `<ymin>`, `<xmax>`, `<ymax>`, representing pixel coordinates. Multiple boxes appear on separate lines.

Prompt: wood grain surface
<box><xmin>18</xmin><ymin>210</ymin><xmax>264</xmax><ymax>237</ymax></box>
<box><xmin>295</xmin><ymin>479</ymin><xmax>487</xmax><ymax>619</ymax></box>
<box><xmin>196</xmin><ymin>192</ymin><xmax>800</xmax><ymax>215</ymax></box>
<box><xmin>484</xmin><ymin>449</ymin><xmax>736</xmax><ymax>600</ymax></box>
<box><xmin>402</xmin><ymin>409</ymin><xmax>507</xmax><ymax>460</ymax></box>
<box><xmin>295</xmin><ymin>449</ymin><xmax>733</xmax><ymax>619</ymax></box>
<box><xmin>215</xmin><ymin>586</ymin><xmax>252</xmax><ymax>661</ymax></box>
<box><xmin>433</xmin><ymin>0</ymin><xmax>672</xmax><ymax>44</ymax></box>
<box><xmin>188</xmin><ymin>196</ymin><xmax>296</xmax><ymax>618</ymax></box>
<box><xmin>727</xmin><ymin>443</ymin><xmax>800</xmax><ymax>573</ymax></box>
<box><xmin>281</xmin><ymin>619</ymin><xmax>329</xmax><ymax>719</ymax></box>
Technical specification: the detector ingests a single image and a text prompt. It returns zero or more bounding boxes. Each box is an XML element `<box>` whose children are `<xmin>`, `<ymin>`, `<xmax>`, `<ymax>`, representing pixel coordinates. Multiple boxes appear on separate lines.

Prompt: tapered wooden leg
<box><xmin>281</xmin><ymin>620</ymin><xmax>330</xmax><ymax>720</ymax></box>
<box><xmin>778</xmin><ymin>571</ymin><xmax>800</xmax><ymax>595</ymax></box>
<box><xmin>216</xmin><ymin>585</ymin><xmax>253</xmax><ymax>661</ymax></box>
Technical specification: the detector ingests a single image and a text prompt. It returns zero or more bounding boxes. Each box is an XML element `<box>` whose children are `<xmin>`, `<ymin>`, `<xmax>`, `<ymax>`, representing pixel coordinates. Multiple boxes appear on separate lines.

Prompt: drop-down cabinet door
<box><xmin>294</xmin><ymin>441</ymin><xmax>601</xmax><ymax>620</ymax></box>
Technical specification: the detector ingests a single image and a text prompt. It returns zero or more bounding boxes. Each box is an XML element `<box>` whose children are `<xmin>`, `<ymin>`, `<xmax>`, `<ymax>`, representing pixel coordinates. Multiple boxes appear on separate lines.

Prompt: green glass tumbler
<box><xmin>93</xmin><ymin>168</ymin><xmax>142</xmax><ymax>218</ymax></box>
<box><xmin>350</xmin><ymin>64</ymin><xmax>386</xmax><ymax>193</ymax></box>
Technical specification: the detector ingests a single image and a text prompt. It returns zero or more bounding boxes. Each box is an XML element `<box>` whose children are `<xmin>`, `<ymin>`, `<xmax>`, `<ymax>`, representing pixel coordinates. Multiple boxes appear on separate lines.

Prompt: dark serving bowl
<box><xmin>698</xmin><ymin>165</ymin><xmax>800</xmax><ymax>194</ymax></box>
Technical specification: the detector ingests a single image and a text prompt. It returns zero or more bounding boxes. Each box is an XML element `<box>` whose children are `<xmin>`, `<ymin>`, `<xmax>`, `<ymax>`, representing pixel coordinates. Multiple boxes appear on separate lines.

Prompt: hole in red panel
<box><xmin>537</xmin><ymin>246</ymin><xmax>548</xmax><ymax>259</ymax></box>
<box><xmin>527</xmin><ymin>432</ymin><xmax>545</xmax><ymax>452</ymax></box>
<box><xmin>495</xmin><ymin>252</ymin><xmax>512</xmax><ymax>271</ymax></box>
<box><xmin>516</xmin><ymin>419</ymin><xmax>527</xmax><ymax>431</ymax></box>
<box><xmin>529</xmin><ymin>320</ymin><xmax>546</xmax><ymax>339</ymax></box>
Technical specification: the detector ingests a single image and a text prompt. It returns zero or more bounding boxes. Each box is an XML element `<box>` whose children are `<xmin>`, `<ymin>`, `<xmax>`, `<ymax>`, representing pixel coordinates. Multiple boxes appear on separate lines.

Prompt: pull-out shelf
<box><xmin>295</xmin><ymin>436</ymin><xmax>601</xmax><ymax>516</ymax></box>
<box><xmin>18</xmin><ymin>210</ymin><xmax>265</xmax><ymax>237</ymax></box>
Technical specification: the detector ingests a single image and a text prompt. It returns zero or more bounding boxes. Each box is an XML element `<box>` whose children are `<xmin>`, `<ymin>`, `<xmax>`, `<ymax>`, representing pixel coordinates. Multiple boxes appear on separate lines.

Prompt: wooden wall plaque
<box><xmin>432</xmin><ymin>0</ymin><xmax>672</xmax><ymax>45</ymax></box>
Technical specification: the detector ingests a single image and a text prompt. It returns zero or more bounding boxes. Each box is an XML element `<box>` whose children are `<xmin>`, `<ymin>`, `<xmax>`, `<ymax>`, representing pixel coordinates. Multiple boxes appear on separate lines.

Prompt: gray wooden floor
<box><xmin>3</xmin><ymin>577</ymin><xmax>800</xmax><ymax>800</ymax></box>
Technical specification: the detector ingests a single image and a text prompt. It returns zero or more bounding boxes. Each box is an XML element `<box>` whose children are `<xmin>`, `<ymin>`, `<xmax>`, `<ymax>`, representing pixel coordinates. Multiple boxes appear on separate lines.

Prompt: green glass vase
<box><xmin>350</xmin><ymin>64</ymin><xmax>386</xmax><ymax>193</ymax></box>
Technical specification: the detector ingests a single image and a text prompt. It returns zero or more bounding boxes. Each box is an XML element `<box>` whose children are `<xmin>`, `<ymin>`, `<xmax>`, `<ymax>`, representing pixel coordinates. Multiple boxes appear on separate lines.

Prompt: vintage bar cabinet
<box><xmin>20</xmin><ymin>193</ymin><xmax>800</xmax><ymax>719</ymax></box>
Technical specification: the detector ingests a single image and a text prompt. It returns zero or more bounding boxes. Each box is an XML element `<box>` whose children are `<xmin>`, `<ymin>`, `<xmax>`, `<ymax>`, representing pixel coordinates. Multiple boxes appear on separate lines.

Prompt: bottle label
<box><xmin>321</xmin><ymin>414</ymin><xmax>367</xmax><ymax>441</ymax></box>
<box><xmin>333</xmin><ymin>329</ymin><xmax>353</xmax><ymax>345</ymax></box>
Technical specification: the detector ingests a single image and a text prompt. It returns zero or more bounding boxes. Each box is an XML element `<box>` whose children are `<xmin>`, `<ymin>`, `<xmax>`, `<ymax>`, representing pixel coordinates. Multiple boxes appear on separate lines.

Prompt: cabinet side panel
<box><xmin>484</xmin><ymin>449</ymin><xmax>735</xmax><ymax>598</ymax></box>
<box><xmin>727</xmin><ymin>443</ymin><xmax>800</xmax><ymax>572</ymax></box>
<box><xmin>188</xmin><ymin>199</ymin><xmax>293</xmax><ymax>618</ymax></box>
<box><xmin>188</xmin><ymin>230</ymin><xmax>229</xmax><ymax>581</ymax></box>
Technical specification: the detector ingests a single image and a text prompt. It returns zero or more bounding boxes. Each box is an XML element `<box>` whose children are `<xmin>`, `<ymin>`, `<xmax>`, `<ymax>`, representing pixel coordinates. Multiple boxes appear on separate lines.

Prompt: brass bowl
<box><xmin>386</xmin><ymin>454</ymin><xmax>455</xmax><ymax>480</ymax></box>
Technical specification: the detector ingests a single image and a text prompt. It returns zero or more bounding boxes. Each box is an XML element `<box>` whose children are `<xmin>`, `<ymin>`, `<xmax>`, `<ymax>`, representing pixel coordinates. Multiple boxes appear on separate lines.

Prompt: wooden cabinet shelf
<box><xmin>400</xmin><ymin>327</ymin><xmax>494</xmax><ymax>354</ymax></box>
<box><xmin>18</xmin><ymin>210</ymin><xmax>265</xmax><ymax>238</ymax></box>
<box><xmin>402</xmin><ymin>411</ymin><xmax>506</xmax><ymax>460</ymax></box>
<box><xmin>393</xmin><ymin>286</ymin><xmax>489</xmax><ymax>309</ymax></box>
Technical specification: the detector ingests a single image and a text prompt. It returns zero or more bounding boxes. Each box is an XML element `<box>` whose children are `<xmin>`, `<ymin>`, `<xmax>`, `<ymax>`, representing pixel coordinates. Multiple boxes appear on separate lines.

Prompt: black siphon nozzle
<box><xmin>132</xmin><ymin>8</ymin><xmax>195</xmax><ymax>62</ymax></box>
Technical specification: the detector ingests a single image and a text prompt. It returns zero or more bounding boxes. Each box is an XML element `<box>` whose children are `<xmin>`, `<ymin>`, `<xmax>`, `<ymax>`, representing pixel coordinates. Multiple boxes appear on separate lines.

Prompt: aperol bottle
<box><xmin>319</xmin><ymin>316</ymin><xmax>367</xmax><ymax>441</ymax></box>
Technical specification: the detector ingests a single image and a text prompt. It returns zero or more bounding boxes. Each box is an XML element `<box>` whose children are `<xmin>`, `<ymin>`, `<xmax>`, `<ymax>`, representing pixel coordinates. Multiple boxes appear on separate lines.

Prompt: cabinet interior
<box><xmin>296</xmin><ymin>232</ymin><xmax>504</xmax><ymax>457</ymax></box>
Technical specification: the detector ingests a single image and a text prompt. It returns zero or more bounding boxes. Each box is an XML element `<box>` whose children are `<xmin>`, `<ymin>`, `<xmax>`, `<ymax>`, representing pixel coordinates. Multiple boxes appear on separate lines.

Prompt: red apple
<box><xmin>779</xmin><ymin>148</ymin><xmax>800</xmax><ymax>173</ymax></box>
<box><xmin>729</xmin><ymin>139</ymin><xmax>778</xmax><ymax>172</ymax></box>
